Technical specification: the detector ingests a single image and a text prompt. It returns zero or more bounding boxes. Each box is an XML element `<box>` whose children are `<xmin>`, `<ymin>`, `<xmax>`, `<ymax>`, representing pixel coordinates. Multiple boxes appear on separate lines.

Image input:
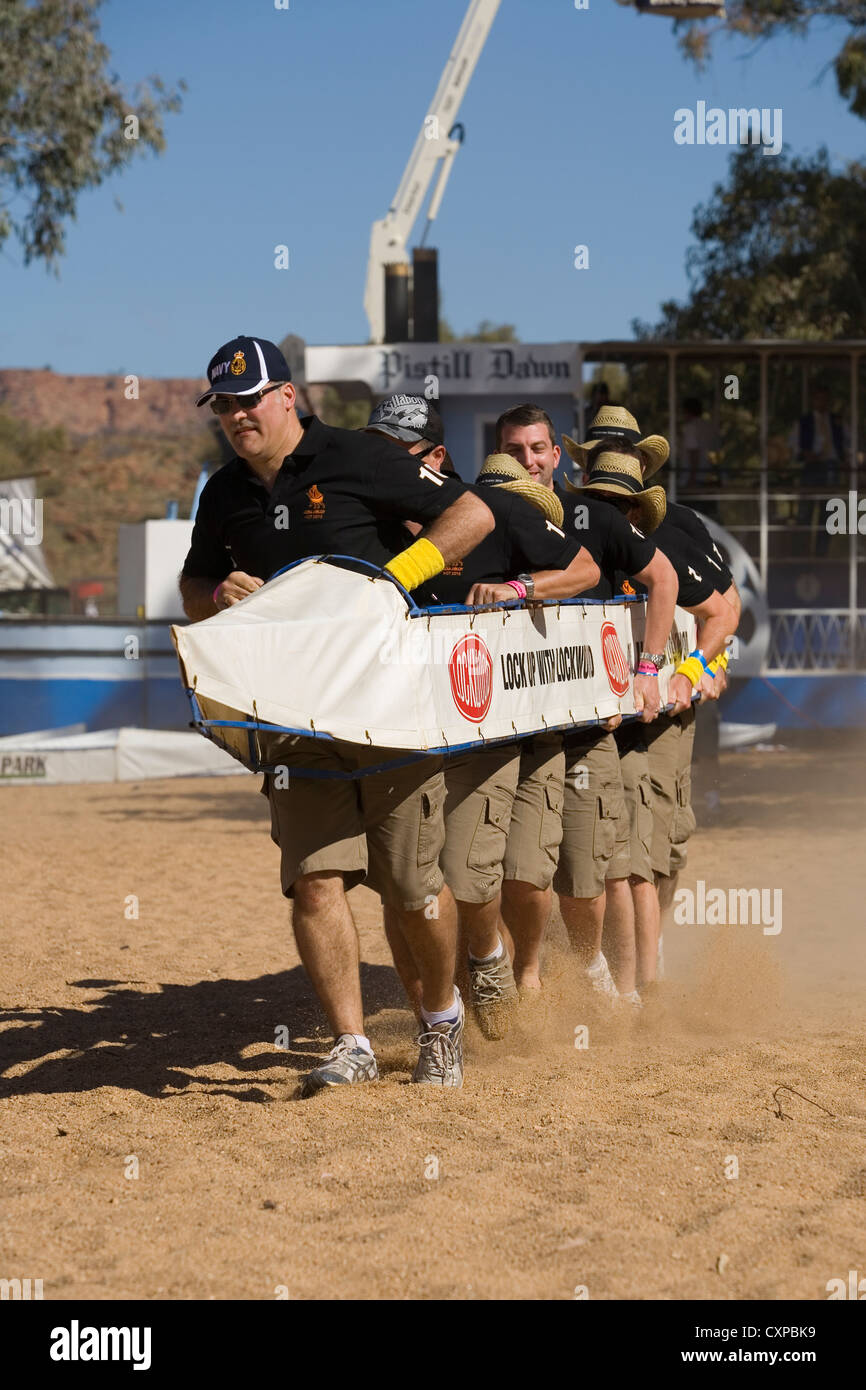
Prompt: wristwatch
<box><xmin>639</xmin><ymin>651</ymin><xmax>666</xmax><ymax>670</ymax></box>
<box><xmin>517</xmin><ymin>572</ymin><xmax>536</xmax><ymax>600</ymax></box>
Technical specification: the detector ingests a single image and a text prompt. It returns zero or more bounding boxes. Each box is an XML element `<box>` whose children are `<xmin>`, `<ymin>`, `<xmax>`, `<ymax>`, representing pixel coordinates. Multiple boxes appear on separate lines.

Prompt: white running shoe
<box><xmin>586</xmin><ymin>951</ymin><xmax>619</xmax><ymax>1004</ymax></box>
<box><xmin>619</xmin><ymin>989</ymin><xmax>643</xmax><ymax>1010</ymax></box>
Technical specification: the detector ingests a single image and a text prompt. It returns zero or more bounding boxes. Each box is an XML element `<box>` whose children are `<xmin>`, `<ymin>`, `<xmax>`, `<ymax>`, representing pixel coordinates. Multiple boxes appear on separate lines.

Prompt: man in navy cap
<box><xmin>181</xmin><ymin>337</ymin><xmax>495</xmax><ymax>1095</ymax></box>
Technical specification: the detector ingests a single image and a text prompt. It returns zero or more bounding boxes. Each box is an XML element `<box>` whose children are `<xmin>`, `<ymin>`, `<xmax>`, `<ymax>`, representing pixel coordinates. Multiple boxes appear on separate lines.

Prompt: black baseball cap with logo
<box><xmin>196</xmin><ymin>336</ymin><xmax>292</xmax><ymax>406</ymax></box>
<box><xmin>366</xmin><ymin>394</ymin><xmax>455</xmax><ymax>473</ymax></box>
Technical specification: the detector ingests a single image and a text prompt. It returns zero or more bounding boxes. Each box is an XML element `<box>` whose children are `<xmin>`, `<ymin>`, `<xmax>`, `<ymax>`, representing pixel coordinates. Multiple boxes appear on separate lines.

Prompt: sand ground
<box><xmin>1</xmin><ymin>731</ymin><xmax>864</xmax><ymax>1301</ymax></box>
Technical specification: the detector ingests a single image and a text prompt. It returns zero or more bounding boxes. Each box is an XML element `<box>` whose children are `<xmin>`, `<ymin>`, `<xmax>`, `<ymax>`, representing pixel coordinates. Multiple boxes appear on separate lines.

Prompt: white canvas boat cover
<box><xmin>171</xmin><ymin>558</ymin><xmax>698</xmax><ymax>771</ymax></box>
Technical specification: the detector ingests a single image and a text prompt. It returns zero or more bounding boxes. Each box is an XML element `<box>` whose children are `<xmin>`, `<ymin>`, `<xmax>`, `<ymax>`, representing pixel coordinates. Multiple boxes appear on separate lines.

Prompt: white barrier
<box><xmin>172</xmin><ymin>558</ymin><xmax>697</xmax><ymax>770</ymax></box>
<box><xmin>0</xmin><ymin>726</ymin><xmax>245</xmax><ymax>786</ymax></box>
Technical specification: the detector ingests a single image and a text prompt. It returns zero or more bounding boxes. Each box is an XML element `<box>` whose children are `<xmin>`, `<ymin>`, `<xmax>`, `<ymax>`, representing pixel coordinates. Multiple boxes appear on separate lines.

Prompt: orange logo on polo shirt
<box><xmin>443</xmin><ymin>558</ymin><xmax>463</xmax><ymax>576</ymax></box>
<box><xmin>621</xmin><ymin>579</ymin><xmax>635</xmax><ymax>594</ymax></box>
<box><xmin>304</xmin><ymin>484</ymin><xmax>326</xmax><ymax>519</ymax></box>
<box><xmin>230</xmin><ymin>351</ymin><xmax>246</xmax><ymax>376</ymax></box>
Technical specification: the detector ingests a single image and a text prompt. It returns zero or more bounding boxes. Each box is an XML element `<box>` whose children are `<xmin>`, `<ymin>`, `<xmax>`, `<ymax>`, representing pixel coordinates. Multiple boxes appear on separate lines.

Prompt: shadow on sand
<box><xmin>0</xmin><ymin>962</ymin><xmax>410</xmax><ymax>1102</ymax></box>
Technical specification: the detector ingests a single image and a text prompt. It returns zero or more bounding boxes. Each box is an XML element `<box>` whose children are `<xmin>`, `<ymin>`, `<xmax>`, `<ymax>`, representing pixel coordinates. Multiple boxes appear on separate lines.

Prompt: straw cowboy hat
<box><xmin>563</xmin><ymin>447</ymin><xmax>666</xmax><ymax>534</ymax></box>
<box><xmin>562</xmin><ymin>405</ymin><xmax>669</xmax><ymax>477</ymax></box>
<box><xmin>477</xmin><ymin>453</ymin><xmax>565</xmax><ymax>527</ymax></box>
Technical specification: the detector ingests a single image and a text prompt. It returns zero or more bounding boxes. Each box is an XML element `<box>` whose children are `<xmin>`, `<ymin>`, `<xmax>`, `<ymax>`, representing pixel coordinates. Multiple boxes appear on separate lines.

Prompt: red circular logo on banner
<box><xmin>449</xmin><ymin>634</ymin><xmax>493</xmax><ymax>722</ymax></box>
<box><xmin>600</xmin><ymin>621</ymin><xmax>630</xmax><ymax>696</ymax></box>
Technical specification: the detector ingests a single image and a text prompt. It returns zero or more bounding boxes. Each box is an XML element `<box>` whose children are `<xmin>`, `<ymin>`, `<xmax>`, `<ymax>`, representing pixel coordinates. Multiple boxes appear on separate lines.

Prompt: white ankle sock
<box><xmin>469</xmin><ymin>937</ymin><xmax>505</xmax><ymax>966</ymax></box>
<box><xmin>346</xmin><ymin>1033</ymin><xmax>372</xmax><ymax>1053</ymax></box>
<box><xmin>420</xmin><ymin>992</ymin><xmax>460</xmax><ymax>1028</ymax></box>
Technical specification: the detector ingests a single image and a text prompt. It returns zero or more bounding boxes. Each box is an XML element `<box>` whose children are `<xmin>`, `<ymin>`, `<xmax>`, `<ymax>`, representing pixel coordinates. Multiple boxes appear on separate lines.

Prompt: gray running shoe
<box><xmin>300</xmin><ymin>1035</ymin><xmax>378</xmax><ymax>1098</ymax></box>
<box><xmin>412</xmin><ymin>989</ymin><xmax>465</xmax><ymax>1087</ymax></box>
<box><xmin>468</xmin><ymin>945</ymin><xmax>519</xmax><ymax>1040</ymax></box>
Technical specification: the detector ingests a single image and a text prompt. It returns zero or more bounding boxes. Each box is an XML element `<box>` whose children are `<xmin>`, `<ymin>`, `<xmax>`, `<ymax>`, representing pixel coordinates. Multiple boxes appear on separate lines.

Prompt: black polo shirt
<box><xmin>182</xmin><ymin>415</ymin><xmax>468</xmax><ymax>583</ymax></box>
<box><xmin>665</xmin><ymin>500</ymin><xmax>733</xmax><ymax>590</ymax></box>
<box><xmin>554</xmin><ymin>483</ymin><xmax>656</xmax><ymax>599</ymax></box>
<box><xmin>617</xmin><ymin>517</ymin><xmax>716</xmax><ymax>608</ymax></box>
<box><xmin>414</xmin><ymin>485</ymin><xmax>581</xmax><ymax>606</ymax></box>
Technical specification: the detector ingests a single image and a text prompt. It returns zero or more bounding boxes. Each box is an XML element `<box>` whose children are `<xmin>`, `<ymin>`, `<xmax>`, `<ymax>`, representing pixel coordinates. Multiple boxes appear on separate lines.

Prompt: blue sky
<box><xmin>1</xmin><ymin>0</ymin><xmax>861</xmax><ymax>378</ymax></box>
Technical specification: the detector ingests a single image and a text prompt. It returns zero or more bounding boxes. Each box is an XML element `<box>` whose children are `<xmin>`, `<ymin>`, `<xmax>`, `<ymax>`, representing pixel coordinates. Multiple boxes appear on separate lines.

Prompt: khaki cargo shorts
<box><xmin>646</xmin><ymin>706</ymin><xmax>697</xmax><ymax>877</ymax></box>
<box><xmin>502</xmin><ymin>733</ymin><xmax>565</xmax><ymax>891</ymax></box>
<box><xmin>554</xmin><ymin>730</ymin><xmax>628</xmax><ymax>899</ymax></box>
<box><xmin>440</xmin><ymin>745</ymin><xmax>522</xmax><ymax>904</ymax></box>
<box><xmin>608</xmin><ymin>722</ymin><xmax>654</xmax><ymax>884</ymax></box>
<box><xmin>263</xmin><ymin>737</ymin><xmax>446</xmax><ymax>911</ymax></box>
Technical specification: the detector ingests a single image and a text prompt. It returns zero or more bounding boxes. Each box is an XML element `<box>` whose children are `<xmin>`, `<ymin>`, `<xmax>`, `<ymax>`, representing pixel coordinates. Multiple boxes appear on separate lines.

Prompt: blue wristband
<box><xmin>689</xmin><ymin>648</ymin><xmax>712</xmax><ymax>675</ymax></box>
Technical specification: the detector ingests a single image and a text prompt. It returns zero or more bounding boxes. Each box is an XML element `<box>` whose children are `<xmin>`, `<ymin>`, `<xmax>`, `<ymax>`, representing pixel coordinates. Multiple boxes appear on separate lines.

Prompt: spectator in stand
<box><xmin>680</xmin><ymin>398</ymin><xmax>720</xmax><ymax>507</ymax></box>
<box><xmin>584</xmin><ymin>380</ymin><xmax>610</xmax><ymax>433</ymax></box>
<box><xmin>790</xmin><ymin>385</ymin><xmax>849</xmax><ymax>557</ymax></box>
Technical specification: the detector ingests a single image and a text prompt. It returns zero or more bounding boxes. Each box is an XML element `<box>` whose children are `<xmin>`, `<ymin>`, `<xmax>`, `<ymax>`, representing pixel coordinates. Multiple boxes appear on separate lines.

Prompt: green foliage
<box><xmin>635</xmin><ymin>145</ymin><xmax>866</xmax><ymax>339</ymax></box>
<box><xmin>315</xmin><ymin>388</ymin><xmax>372</xmax><ymax>431</ymax></box>
<box><xmin>0</xmin><ymin>0</ymin><xmax>184</xmax><ymax>266</ymax></box>
<box><xmin>439</xmin><ymin>319</ymin><xmax>520</xmax><ymax>342</ymax></box>
<box><xmin>585</xmin><ymin>364</ymin><xmax>629</xmax><ymax>401</ymax></box>
<box><xmin>644</xmin><ymin>0</ymin><xmax>866</xmax><ymax>123</ymax></box>
<box><xmin>0</xmin><ymin>410</ymin><xmax>68</xmax><ymax>479</ymax></box>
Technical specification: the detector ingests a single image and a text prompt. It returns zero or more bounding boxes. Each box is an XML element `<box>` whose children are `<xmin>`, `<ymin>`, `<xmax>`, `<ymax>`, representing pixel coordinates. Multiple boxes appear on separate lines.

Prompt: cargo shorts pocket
<box><xmin>466</xmin><ymin>790</ymin><xmax>511</xmax><ymax>874</ymax></box>
<box><xmin>592</xmin><ymin>789</ymin><xmax>620</xmax><ymax>861</ymax></box>
<box><xmin>637</xmin><ymin>779</ymin><xmax>654</xmax><ymax>854</ymax></box>
<box><xmin>672</xmin><ymin>773</ymin><xmax>696</xmax><ymax>846</ymax></box>
<box><xmin>417</xmin><ymin>787</ymin><xmax>446</xmax><ymax>868</ymax></box>
<box><xmin>540</xmin><ymin>782</ymin><xmax>564</xmax><ymax>855</ymax></box>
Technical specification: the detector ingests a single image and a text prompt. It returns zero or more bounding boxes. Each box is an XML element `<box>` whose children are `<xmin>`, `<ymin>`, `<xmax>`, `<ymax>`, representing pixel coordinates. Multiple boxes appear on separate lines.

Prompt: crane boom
<box><xmin>364</xmin><ymin>0</ymin><xmax>501</xmax><ymax>344</ymax></box>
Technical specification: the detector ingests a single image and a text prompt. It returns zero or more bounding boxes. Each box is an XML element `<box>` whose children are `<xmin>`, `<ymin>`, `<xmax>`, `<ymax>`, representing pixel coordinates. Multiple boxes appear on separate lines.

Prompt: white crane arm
<box><xmin>364</xmin><ymin>0</ymin><xmax>501</xmax><ymax>342</ymax></box>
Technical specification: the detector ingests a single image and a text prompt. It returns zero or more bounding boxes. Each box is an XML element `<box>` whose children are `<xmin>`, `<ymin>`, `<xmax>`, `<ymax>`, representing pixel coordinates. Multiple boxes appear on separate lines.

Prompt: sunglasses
<box><xmin>210</xmin><ymin>383</ymin><xmax>283</xmax><ymax>416</ymax></box>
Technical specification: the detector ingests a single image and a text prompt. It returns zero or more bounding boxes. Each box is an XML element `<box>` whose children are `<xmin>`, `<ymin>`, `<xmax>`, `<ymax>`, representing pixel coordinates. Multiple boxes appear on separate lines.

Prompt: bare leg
<box><xmin>604</xmin><ymin>877</ymin><xmax>636</xmax><ymax>995</ymax></box>
<box><xmin>559</xmin><ymin>890</ymin><xmax>605</xmax><ymax>964</ymax></box>
<box><xmin>501</xmin><ymin>880</ymin><xmax>551</xmax><ymax>990</ymax></box>
<box><xmin>459</xmin><ymin>894</ymin><xmax>506</xmax><ymax>962</ymax></box>
<box><xmin>386</xmin><ymin>885</ymin><xmax>458</xmax><ymax>1015</ymax></box>
<box><xmin>657</xmin><ymin>870</ymin><xmax>677</xmax><ymax>916</ymax></box>
<box><xmin>631</xmin><ymin>876</ymin><xmax>660</xmax><ymax>988</ymax></box>
<box><xmin>655</xmin><ymin>871</ymin><xmax>678</xmax><ymax>982</ymax></box>
<box><xmin>292</xmin><ymin>871</ymin><xmax>364</xmax><ymax>1037</ymax></box>
<box><xmin>383</xmin><ymin>902</ymin><xmax>423</xmax><ymax>1017</ymax></box>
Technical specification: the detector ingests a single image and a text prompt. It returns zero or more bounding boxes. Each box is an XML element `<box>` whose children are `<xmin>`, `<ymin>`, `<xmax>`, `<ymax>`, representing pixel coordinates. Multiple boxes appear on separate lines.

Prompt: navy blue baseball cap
<box><xmin>196</xmin><ymin>336</ymin><xmax>291</xmax><ymax>406</ymax></box>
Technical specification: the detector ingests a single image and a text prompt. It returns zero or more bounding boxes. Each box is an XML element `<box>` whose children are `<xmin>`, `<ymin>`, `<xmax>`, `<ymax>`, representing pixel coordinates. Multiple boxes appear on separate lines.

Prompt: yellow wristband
<box><xmin>384</xmin><ymin>536</ymin><xmax>445</xmax><ymax>592</ymax></box>
<box><xmin>675</xmin><ymin>655</ymin><xmax>705</xmax><ymax>689</ymax></box>
<box><xmin>708</xmin><ymin>651</ymin><xmax>729</xmax><ymax>677</ymax></box>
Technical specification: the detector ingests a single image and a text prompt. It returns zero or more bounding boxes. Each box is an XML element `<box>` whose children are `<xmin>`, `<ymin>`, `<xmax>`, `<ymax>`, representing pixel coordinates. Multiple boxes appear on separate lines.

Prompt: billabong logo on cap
<box><xmin>230</xmin><ymin>351</ymin><xmax>246</xmax><ymax>376</ymax></box>
<box><xmin>374</xmin><ymin>398</ymin><xmax>428</xmax><ymax>431</ymax></box>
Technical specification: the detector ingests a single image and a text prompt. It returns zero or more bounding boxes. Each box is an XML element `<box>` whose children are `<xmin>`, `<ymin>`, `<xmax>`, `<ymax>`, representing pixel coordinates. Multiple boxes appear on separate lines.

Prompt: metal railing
<box><xmin>766</xmin><ymin>610</ymin><xmax>866</xmax><ymax>673</ymax></box>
